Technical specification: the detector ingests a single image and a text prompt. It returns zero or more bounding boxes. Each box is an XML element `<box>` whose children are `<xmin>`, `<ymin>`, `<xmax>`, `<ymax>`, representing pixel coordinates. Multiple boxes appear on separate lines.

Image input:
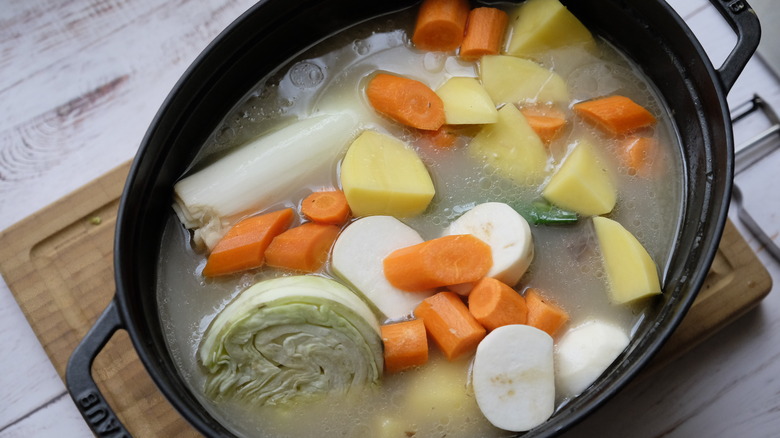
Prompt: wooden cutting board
<box><xmin>0</xmin><ymin>162</ymin><xmax>772</xmax><ymax>436</ymax></box>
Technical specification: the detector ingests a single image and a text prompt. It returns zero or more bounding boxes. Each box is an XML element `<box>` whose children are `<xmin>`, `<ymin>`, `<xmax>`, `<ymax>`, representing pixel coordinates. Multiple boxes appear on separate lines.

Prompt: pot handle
<box><xmin>66</xmin><ymin>299</ymin><xmax>133</xmax><ymax>437</ymax></box>
<box><xmin>708</xmin><ymin>0</ymin><xmax>761</xmax><ymax>92</ymax></box>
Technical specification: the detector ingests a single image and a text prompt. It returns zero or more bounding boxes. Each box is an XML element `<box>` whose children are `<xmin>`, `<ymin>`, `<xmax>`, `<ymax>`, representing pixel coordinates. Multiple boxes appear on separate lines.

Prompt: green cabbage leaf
<box><xmin>199</xmin><ymin>275</ymin><xmax>383</xmax><ymax>405</ymax></box>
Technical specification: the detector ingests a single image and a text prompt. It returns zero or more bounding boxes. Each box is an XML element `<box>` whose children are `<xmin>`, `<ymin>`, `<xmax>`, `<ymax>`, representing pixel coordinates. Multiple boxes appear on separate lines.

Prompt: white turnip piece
<box><xmin>331</xmin><ymin>216</ymin><xmax>435</xmax><ymax>320</ymax></box>
<box><xmin>472</xmin><ymin>324</ymin><xmax>555</xmax><ymax>432</ymax></box>
<box><xmin>555</xmin><ymin>319</ymin><xmax>629</xmax><ymax>397</ymax></box>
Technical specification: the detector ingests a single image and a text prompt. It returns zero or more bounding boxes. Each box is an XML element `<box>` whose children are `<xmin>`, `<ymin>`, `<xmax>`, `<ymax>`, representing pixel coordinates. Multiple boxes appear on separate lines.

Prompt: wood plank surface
<box><xmin>1</xmin><ymin>0</ymin><xmax>779</xmax><ymax>436</ymax></box>
<box><xmin>0</xmin><ymin>161</ymin><xmax>771</xmax><ymax>436</ymax></box>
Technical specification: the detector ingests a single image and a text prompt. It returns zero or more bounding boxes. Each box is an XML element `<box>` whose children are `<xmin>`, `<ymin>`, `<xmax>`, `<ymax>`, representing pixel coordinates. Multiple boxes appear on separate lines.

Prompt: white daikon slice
<box><xmin>554</xmin><ymin>319</ymin><xmax>629</xmax><ymax>397</ymax></box>
<box><xmin>446</xmin><ymin>202</ymin><xmax>534</xmax><ymax>291</ymax></box>
<box><xmin>472</xmin><ymin>324</ymin><xmax>555</xmax><ymax>432</ymax></box>
<box><xmin>331</xmin><ymin>216</ymin><xmax>435</xmax><ymax>320</ymax></box>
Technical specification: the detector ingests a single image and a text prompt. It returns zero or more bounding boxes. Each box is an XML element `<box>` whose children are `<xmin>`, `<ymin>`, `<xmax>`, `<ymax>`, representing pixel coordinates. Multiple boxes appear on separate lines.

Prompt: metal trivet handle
<box><xmin>730</xmin><ymin>95</ymin><xmax>780</xmax><ymax>261</ymax></box>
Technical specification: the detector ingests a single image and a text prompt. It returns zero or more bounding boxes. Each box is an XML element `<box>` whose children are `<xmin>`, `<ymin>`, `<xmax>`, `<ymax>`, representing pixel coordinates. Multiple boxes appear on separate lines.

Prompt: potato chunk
<box><xmin>504</xmin><ymin>0</ymin><xmax>595</xmax><ymax>59</ymax></box>
<box><xmin>435</xmin><ymin>77</ymin><xmax>498</xmax><ymax>125</ymax></box>
<box><xmin>469</xmin><ymin>104</ymin><xmax>548</xmax><ymax>185</ymax></box>
<box><xmin>340</xmin><ymin>130</ymin><xmax>435</xmax><ymax>217</ymax></box>
<box><xmin>480</xmin><ymin>55</ymin><xmax>568</xmax><ymax>105</ymax></box>
<box><xmin>593</xmin><ymin>216</ymin><xmax>661</xmax><ymax>304</ymax></box>
<box><xmin>542</xmin><ymin>140</ymin><xmax>616</xmax><ymax>216</ymax></box>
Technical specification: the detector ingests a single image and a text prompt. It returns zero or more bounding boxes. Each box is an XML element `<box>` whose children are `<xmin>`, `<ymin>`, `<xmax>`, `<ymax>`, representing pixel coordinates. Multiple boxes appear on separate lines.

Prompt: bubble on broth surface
<box><xmin>352</xmin><ymin>39</ymin><xmax>370</xmax><ymax>55</ymax></box>
<box><xmin>289</xmin><ymin>61</ymin><xmax>325</xmax><ymax>88</ymax></box>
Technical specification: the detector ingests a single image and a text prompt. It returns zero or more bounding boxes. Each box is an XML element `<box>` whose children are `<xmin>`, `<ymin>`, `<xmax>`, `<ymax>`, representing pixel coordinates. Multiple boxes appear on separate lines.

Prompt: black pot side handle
<box><xmin>708</xmin><ymin>0</ymin><xmax>761</xmax><ymax>92</ymax></box>
<box><xmin>66</xmin><ymin>300</ymin><xmax>132</xmax><ymax>438</ymax></box>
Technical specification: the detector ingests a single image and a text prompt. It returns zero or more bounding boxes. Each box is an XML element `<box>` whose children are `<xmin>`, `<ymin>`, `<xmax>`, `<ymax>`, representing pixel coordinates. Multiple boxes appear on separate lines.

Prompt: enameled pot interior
<box><xmin>114</xmin><ymin>0</ymin><xmax>732</xmax><ymax>436</ymax></box>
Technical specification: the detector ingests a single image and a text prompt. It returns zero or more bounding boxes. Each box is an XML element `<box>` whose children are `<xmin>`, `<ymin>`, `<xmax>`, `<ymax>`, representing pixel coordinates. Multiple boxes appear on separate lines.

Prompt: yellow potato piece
<box><xmin>435</xmin><ymin>77</ymin><xmax>498</xmax><ymax>125</ymax></box>
<box><xmin>403</xmin><ymin>358</ymin><xmax>475</xmax><ymax>422</ymax></box>
<box><xmin>340</xmin><ymin>130</ymin><xmax>435</xmax><ymax>217</ymax></box>
<box><xmin>542</xmin><ymin>141</ymin><xmax>616</xmax><ymax>216</ymax></box>
<box><xmin>469</xmin><ymin>104</ymin><xmax>548</xmax><ymax>185</ymax></box>
<box><xmin>504</xmin><ymin>0</ymin><xmax>595</xmax><ymax>59</ymax></box>
<box><xmin>592</xmin><ymin>216</ymin><xmax>662</xmax><ymax>304</ymax></box>
<box><xmin>480</xmin><ymin>55</ymin><xmax>568</xmax><ymax>105</ymax></box>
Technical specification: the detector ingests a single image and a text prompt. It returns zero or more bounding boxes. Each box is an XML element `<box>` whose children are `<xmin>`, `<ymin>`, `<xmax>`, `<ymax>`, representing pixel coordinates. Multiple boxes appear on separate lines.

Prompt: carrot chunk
<box><xmin>521</xmin><ymin>109</ymin><xmax>567</xmax><ymax>143</ymax></box>
<box><xmin>415</xmin><ymin>291</ymin><xmax>486</xmax><ymax>360</ymax></box>
<box><xmin>366</xmin><ymin>73</ymin><xmax>446</xmax><ymax>130</ymax></box>
<box><xmin>468</xmin><ymin>277</ymin><xmax>528</xmax><ymax>331</ymax></box>
<box><xmin>619</xmin><ymin>136</ymin><xmax>658</xmax><ymax>178</ymax></box>
<box><xmin>381</xmin><ymin>319</ymin><xmax>429</xmax><ymax>373</ymax></box>
<box><xmin>264</xmin><ymin>222</ymin><xmax>340</xmax><ymax>272</ymax></box>
<box><xmin>301</xmin><ymin>190</ymin><xmax>351</xmax><ymax>225</ymax></box>
<box><xmin>573</xmin><ymin>95</ymin><xmax>656</xmax><ymax>136</ymax></box>
<box><xmin>412</xmin><ymin>0</ymin><xmax>471</xmax><ymax>52</ymax></box>
<box><xmin>419</xmin><ymin>125</ymin><xmax>460</xmax><ymax>149</ymax></box>
<box><xmin>202</xmin><ymin>208</ymin><xmax>294</xmax><ymax>277</ymax></box>
<box><xmin>383</xmin><ymin>234</ymin><xmax>493</xmax><ymax>291</ymax></box>
<box><xmin>524</xmin><ymin>288</ymin><xmax>569</xmax><ymax>337</ymax></box>
<box><xmin>459</xmin><ymin>7</ymin><xmax>509</xmax><ymax>61</ymax></box>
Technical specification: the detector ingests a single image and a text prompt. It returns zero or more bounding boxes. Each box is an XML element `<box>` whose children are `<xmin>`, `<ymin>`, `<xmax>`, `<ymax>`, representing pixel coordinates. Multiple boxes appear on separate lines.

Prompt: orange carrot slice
<box><xmin>459</xmin><ymin>7</ymin><xmax>509</xmax><ymax>61</ymax></box>
<box><xmin>412</xmin><ymin>0</ymin><xmax>470</xmax><ymax>52</ymax></box>
<box><xmin>620</xmin><ymin>136</ymin><xmax>658</xmax><ymax>178</ymax></box>
<box><xmin>383</xmin><ymin>234</ymin><xmax>493</xmax><ymax>291</ymax></box>
<box><xmin>366</xmin><ymin>73</ymin><xmax>446</xmax><ymax>130</ymax></box>
<box><xmin>301</xmin><ymin>190</ymin><xmax>351</xmax><ymax>225</ymax></box>
<box><xmin>525</xmin><ymin>288</ymin><xmax>569</xmax><ymax>337</ymax></box>
<box><xmin>415</xmin><ymin>291</ymin><xmax>486</xmax><ymax>360</ymax></box>
<box><xmin>521</xmin><ymin>109</ymin><xmax>567</xmax><ymax>143</ymax></box>
<box><xmin>419</xmin><ymin>125</ymin><xmax>460</xmax><ymax>149</ymax></box>
<box><xmin>202</xmin><ymin>208</ymin><xmax>294</xmax><ymax>277</ymax></box>
<box><xmin>381</xmin><ymin>319</ymin><xmax>429</xmax><ymax>373</ymax></box>
<box><xmin>573</xmin><ymin>95</ymin><xmax>656</xmax><ymax>136</ymax></box>
<box><xmin>468</xmin><ymin>277</ymin><xmax>528</xmax><ymax>331</ymax></box>
<box><xmin>264</xmin><ymin>222</ymin><xmax>340</xmax><ymax>273</ymax></box>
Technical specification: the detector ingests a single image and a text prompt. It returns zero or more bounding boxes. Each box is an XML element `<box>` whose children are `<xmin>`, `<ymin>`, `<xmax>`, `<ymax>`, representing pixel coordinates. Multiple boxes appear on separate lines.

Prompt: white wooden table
<box><xmin>2</xmin><ymin>0</ymin><xmax>779</xmax><ymax>436</ymax></box>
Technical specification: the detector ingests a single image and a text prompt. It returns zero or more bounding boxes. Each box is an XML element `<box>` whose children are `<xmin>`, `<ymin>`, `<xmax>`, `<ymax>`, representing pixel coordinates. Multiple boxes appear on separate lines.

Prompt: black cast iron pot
<box><xmin>66</xmin><ymin>0</ymin><xmax>760</xmax><ymax>436</ymax></box>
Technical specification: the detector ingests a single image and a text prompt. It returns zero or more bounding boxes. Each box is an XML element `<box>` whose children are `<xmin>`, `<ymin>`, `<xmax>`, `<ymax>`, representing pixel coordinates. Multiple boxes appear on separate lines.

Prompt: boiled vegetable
<box><xmin>480</xmin><ymin>55</ymin><xmax>569</xmax><ymax>105</ymax></box>
<box><xmin>525</xmin><ymin>288</ymin><xmax>569</xmax><ymax>337</ymax></box>
<box><xmin>459</xmin><ymin>7</ymin><xmax>509</xmax><ymax>61</ymax></box>
<box><xmin>414</xmin><ymin>291</ymin><xmax>486</xmax><ymax>360</ymax></box>
<box><xmin>619</xmin><ymin>136</ymin><xmax>658</xmax><ymax>178</ymax></box>
<box><xmin>419</xmin><ymin>125</ymin><xmax>460</xmax><ymax>149</ymax></box>
<box><xmin>340</xmin><ymin>130</ymin><xmax>436</xmax><ymax>217</ymax></box>
<box><xmin>469</xmin><ymin>103</ymin><xmax>549</xmax><ymax>185</ymax></box>
<box><xmin>504</xmin><ymin>0</ymin><xmax>595</xmax><ymax>58</ymax></box>
<box><xmin>412</xmin><ymin>0</ymin><xmax>470</xmax><ymax>52</ymax></box>
<box><xmin>542</xmin><ymin>140</ymin><xmax>616</xmax><ymax>216</ymax></box>
<box><xmin>468</xmin><ymin>277</ymin><xmax>528</xmax><ymax>331</ymax></box>
<box><xmin>403</xmin><ymin>357</ymin><xmax>480</xmax><ymax>429</ymax></box>
<box><xmin>384</xmin><ymin>234</ymin><xmax>493</xmax><ymax>291</ymax></box>
<box><xmin>366</xmin><ymin>73</ymin><xmax>446</xmax><ymax>130</ymax></box>
<box><xmin>264</xmin><ymin>222</ymin><xmax>340</xmax><ymax>273</ymax></box>
<box><xmin>435</xmin><ymin>77</ymin><xmax>498</xmax><ymax>125</ymax></box>
<box><xmin>573</xmin><ymin>95</ymin><xmax>656</xmax><ymax>135</ymax></box>
<box><xmin>472</xmin><ymin>324</ymin><xmax>555</xmax><ymax>432</ymax></box>
<box><xmin>331</xmin><ymin>216</ymin><xmax>434</xmax><ymax>320</ymax></box>
<box><xmin>555</xmin><ymin>319</ymin><xmax>629</xmax><ymax>397</ymax></box>
<box><xmin>199</xmin><ymin>276</ymin><xmax>383</xmax><ymax>405</ymax></box>
<box><xmin>592</xmin><ymin>216</ymin><xmax>661</xmax><ymax>304</ymax></box>
<box><xmin>301</xmin><ymin>190</ymin><xmax>351</xmax><ymax>225</ymax></box>
<box><xmin>202</xmin><ymin>208</ymin><xmax>294</xmax><ymax>277</ymax></box>
<box><xmin>173</xmin><ymin>112</ymin><xmax>358</xmax><ymax>249</ymax></box>
<box><xmin>381</xmin><ymin>319</ymin><xmax>429</xmax><ymax>373</ymax></box>
<box><xmin>446</xmin><ymin>202</ymin><xmax>534</xmax><ymax>288</ymax></box>
<box><xmin>521</xmin><ymin>108</ymin><xmax>567</xmax><ymax>143</ymax></box>
<box><xmin>511</xmin><ymin>199</ymin><xmax>578</xmax><ymax>225</ymax></box>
